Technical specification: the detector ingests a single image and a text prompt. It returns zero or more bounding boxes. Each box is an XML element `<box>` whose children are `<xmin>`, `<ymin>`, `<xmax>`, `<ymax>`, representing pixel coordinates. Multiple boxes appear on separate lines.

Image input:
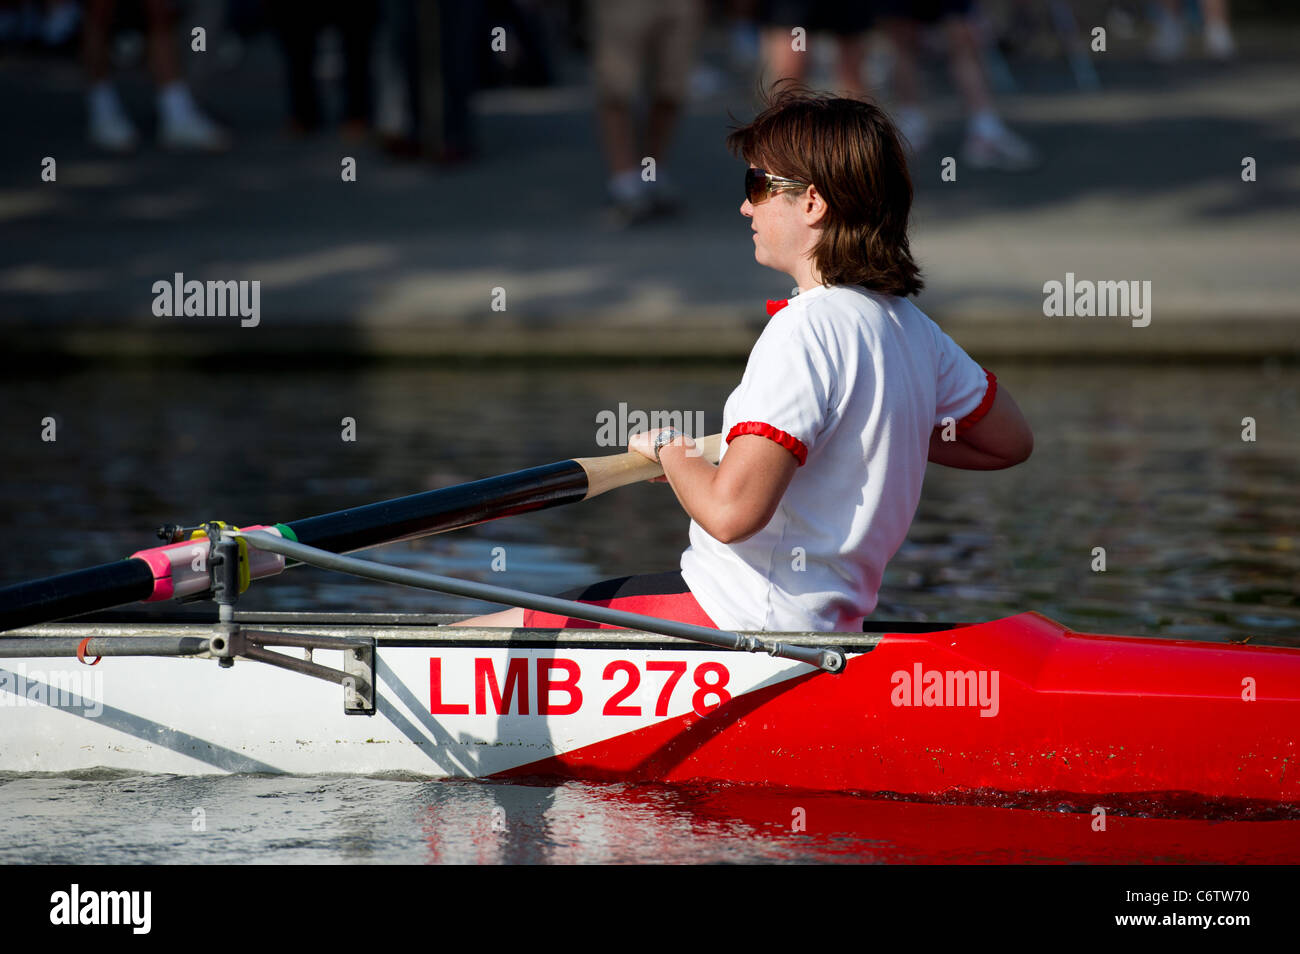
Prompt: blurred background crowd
<box><xmin>0</xmin><ymin>0</ymin><xmax>1262</xmax><ymax>224</ymax></box>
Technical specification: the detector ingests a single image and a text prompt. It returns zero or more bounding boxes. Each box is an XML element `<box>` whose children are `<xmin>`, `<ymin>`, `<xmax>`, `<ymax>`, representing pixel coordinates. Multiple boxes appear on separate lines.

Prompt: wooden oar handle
<box><xmin>575</xmin><ymin>433</ymin><xmax>721</xmax><ymax>500</ymax></box>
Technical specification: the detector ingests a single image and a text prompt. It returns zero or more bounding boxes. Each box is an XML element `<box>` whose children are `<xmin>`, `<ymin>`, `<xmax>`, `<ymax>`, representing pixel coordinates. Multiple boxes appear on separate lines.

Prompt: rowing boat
<box><xmin>1</xmin><ymin>438</ymin><xmax>1297</xmax><ymax>804</ymax></box>
<box><xmin>2</xmin><ymin>610</ymin><xmax>1297</xmax><ymax>803</ymax></box>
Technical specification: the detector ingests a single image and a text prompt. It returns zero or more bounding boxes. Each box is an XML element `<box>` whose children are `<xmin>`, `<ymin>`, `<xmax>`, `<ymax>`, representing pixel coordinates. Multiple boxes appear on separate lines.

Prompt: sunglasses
<box><xmin>745</xmin><ymin>167</ymin><xmax>809</xmax><ymax>204</ymax></box>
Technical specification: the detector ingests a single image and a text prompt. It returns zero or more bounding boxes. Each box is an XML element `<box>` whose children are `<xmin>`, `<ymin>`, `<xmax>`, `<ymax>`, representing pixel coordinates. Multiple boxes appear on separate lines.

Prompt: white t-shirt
<box><xmin>680</xmin><ymin>284</ymin><xmax>995</xmax><ymax>633</ymax></box>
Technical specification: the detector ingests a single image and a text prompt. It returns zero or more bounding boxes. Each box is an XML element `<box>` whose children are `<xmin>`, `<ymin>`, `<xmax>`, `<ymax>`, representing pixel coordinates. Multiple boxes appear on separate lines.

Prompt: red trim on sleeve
<box><xmin>726</xmin><ymin>421</ymin><xmax>808</xmax><ymax>466</ymax></box>
<box><xmin>956</xmin><ymin>369</ymin><xmax>998</xmax><ymax>433</ymax></box>
<box><xmin>766</xmin><ymin>299</ymin><xmax>789</xmax><ymax>316</ymax></box>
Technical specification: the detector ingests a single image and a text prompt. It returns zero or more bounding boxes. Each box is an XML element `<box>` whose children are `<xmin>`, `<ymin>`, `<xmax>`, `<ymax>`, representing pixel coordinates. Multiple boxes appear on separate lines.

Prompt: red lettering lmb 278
<box><xmin>429</xmin><ymin>657</ymin><xmax>732</xmax><ymax>717</ymax></box>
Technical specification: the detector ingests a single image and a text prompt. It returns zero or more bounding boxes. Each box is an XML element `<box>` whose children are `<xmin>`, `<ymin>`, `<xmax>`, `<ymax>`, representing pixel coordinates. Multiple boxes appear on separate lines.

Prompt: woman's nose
<box><xmin>740</xmin><ymin>198</ymin><xmax>753</xmax><ymax>217</ymax></box>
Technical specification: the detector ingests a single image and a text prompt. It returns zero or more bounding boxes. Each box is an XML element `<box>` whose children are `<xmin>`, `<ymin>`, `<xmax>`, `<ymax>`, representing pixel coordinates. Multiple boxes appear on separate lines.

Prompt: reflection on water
<box><xmin>0</xmin><ymin>362</ymin><xmax>1296</xmax><ymax>644</ymax></box>
<box><xmin>2</xmin><ymin>774</ymin><xmax>1296</xmax><ymax>864</ymax></box>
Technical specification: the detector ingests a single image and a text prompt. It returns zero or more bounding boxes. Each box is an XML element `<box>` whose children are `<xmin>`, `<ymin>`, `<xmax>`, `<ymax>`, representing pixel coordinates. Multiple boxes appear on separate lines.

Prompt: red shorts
<box><xmin>521</xmin><ymin>571</ymin><xmax>718</xmax><ymax>630</ymax></box>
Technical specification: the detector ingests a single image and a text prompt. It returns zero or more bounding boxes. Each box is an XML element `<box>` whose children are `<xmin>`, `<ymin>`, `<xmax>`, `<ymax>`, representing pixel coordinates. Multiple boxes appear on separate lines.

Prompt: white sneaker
<box><xmin>962</xmin><ymin>125</ymin><xmax>1039</xmax><ymax>172</ymax></box>
<box><xmin>1149</xmin><ymin>16</ymin><xmax>1187</xmax><ymax>62</ymax></box>
<box><xmin>1205</xmin><ymin>22</ymin><xmax>1236</xmax><ymax>60</ymax></box>
<box><xmin>158</xmin><ymin>85</ymin><xmax>230</xmax><ymax>151</ymax></box>
<box><xmin>88</xmin><ymin>85</ymin><xmax>138</xmax><ymax>153</ymax></box>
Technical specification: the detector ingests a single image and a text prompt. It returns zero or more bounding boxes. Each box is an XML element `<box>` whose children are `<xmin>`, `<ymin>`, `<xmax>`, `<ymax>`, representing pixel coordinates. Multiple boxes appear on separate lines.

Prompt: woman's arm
<box><xmin>629</xmin><ymin>431</ymin><xmax>797</xmax><ymax>544</ymax></box>
<box><xmin>928</xmin><ymin>386</ymin><xmax>1034</xmax><ymax>470</ymax></box>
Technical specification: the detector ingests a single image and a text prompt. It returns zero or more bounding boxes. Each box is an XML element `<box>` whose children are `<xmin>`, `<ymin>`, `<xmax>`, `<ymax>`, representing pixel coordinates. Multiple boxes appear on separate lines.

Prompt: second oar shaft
<box><xmin>236</xmin><ymin>530</ymin><xmax>845</xmax><ymax>673</ymax></box>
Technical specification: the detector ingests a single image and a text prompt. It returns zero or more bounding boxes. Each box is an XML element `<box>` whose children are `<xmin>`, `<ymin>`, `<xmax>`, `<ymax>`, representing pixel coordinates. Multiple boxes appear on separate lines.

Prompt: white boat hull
<box><xmin>0</xmin><ymin>620</ymin><xmax>820</xmax><ymax>776</ymax></box>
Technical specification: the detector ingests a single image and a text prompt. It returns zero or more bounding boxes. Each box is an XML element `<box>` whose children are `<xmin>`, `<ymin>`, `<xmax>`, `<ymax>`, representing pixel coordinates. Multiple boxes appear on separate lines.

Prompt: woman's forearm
<box><xmin>657</xmin><ymin>436</ymin><xmax>798</xmax><ymax>544</ymax></box>
<box><xmin>658</xmin><ymin>445</ymin><xmax>747</xmax><ymax>542</ymax></box>
<box><xmin>929</xmin><ymin>387</ymin><xmax>1034</xmax><ymax>470</ymax></box>
<box><xmin>927</xmin><ymin>429</ymin><xmax>1022</xmax><ymax>470</ymax></box>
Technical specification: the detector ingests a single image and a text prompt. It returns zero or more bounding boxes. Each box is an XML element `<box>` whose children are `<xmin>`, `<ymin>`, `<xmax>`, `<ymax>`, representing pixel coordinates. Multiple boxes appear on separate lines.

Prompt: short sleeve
<box><xmin>724</xmin><ymin>315</ymin><xmax>835</xmax><ymax>466</ymax></box>
<box><xmin>932</xmin><ymin>324</ymin><xmax>996</xmax><ymax>430</ymax></box>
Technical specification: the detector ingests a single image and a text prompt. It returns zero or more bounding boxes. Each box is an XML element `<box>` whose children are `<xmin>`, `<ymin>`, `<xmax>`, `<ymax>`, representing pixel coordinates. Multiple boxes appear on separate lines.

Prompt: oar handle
<box><xmin>576</xmin><ymin>434</ymin><xmax>721</xmax><ymax>499</ymax></box>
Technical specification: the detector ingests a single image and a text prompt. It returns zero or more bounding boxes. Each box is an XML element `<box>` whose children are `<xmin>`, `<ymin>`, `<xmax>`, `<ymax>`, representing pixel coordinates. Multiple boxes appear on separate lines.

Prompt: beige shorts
<box><xmin>591</xmin><ymin>0</ymin><xmax>702</xmax><ymax>104</ymax></box>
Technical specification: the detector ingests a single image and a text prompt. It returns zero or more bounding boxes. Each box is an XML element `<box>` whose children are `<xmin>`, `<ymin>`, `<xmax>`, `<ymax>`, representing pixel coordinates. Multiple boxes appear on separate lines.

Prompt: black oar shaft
<box><xmin>0</xmin><ymin>437</ymin><xmax>716</xmax><ymax>632</ymax></box>
<box><xmin>0</xmin><ymin>459</ymin><xmax>593</xmax><ymax>632</ymax></box>
<box><xmin>284</xmin><ymin>460</ymin><xmax>589</xmax><ymax>554</ymax></box>
<box><xmin>0</xmin><ymin>559</ymin><xmax>155</xmax><ymax>634</ymax></box>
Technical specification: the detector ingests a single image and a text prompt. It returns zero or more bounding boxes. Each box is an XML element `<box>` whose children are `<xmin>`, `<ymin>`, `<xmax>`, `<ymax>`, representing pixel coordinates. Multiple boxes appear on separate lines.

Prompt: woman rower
<box><xmin>464</xmin><ymin>83</ymin><xmax>1032</xmax><ymax>634</ymax></box>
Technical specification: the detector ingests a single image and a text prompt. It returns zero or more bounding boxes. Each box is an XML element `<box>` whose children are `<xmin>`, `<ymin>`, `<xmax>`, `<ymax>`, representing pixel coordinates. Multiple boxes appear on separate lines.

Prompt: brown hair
<box><xmin>727</xmin><ymin>82</ymin><xmax>923</xmax><ymax>297</ymax></box>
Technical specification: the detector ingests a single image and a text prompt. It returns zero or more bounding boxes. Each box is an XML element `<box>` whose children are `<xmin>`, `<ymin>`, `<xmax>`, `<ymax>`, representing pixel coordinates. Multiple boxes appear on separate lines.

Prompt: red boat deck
<box><xmin>503</xmin><ymin>613</ymin><xmax>1300</xmax><ymax>802</ymax></box>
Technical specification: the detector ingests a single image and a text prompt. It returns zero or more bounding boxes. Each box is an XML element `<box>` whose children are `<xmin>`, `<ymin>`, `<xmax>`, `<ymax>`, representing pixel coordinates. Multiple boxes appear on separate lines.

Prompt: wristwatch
<box><xmin>652</xmin><ymin>429</ymin><xmax>684</xmax><ymax>462</ymax></box>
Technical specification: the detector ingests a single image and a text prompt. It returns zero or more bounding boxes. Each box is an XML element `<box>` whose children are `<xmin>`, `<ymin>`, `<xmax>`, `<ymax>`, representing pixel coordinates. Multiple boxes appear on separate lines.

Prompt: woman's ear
<box><xmin>802</xmin><ymin>185</ymin><xmax>829</xmax><ymax>227</ymax></box>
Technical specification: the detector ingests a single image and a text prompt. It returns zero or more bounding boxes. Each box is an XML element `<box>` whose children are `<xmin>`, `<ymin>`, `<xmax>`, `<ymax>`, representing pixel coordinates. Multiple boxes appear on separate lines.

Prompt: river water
<box><xmin>1</xmin><ymin>361</ymin><xmax>1297</xmax><ymax>863</ymax></box>
<box><xmin>2</xmin><ymin>361</ymin><xmax>1297</xmax><ymax>642</ymax></box>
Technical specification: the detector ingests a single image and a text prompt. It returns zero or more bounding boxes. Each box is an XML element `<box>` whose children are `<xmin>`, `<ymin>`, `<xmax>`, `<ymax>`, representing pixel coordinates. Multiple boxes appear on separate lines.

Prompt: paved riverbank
<box><xmin>2</xmin><ymin>24</ymin><xmax>1297</xmax><ymax>362</ymax></box>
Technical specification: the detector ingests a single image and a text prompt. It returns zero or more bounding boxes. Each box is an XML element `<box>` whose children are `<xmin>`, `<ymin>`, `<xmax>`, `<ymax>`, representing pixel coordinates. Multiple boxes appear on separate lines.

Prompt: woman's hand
<box><xmin>629</xmin><ymin>428</ymin><xmax>691</xmax><ymax>482</ymax></box>
<box><xmin>626</xmin><ymin>428</ymin><xmax>659</xmax><ymax>463</ymax></box>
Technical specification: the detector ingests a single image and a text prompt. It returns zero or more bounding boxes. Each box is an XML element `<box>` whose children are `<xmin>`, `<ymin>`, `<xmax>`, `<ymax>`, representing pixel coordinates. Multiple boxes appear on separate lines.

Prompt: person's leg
<box><xmin>833</xmin><ymin>33</ymin><xmax>865</xmax><ymax>96</ymax></box>
<box><xmin>643</xmin><ymin>0</ymin><xmax>700</xmax><ymax>213</ymax></box>
<box><xmin>271</xmin><ymin>0</ymin><xmax>322</xmax><ymax>132</ymax></box>
<box><xmin>454</xmin><ymin>573</ymin><xmax>717</xmax><ymax>630</ymax></box>
<box><xmin>645</xmin><ymin>0</ymin><xmax>697</xmax><ymax>160</ymax></box>
<box><xmin>432</xmin><ymin>0</ymin><xmax>479</xmax><ymax>161</ymax></box>
<box><xmin>1201</xmin><ymin>0</ymin><xmax>1234</xmax><ymax>59</ymax></box>
<box><xmin>944</xmin><ymin>14</ymin><xmax>993</xmax><ymax>115</ymax></box>
<box><xmin>83</xmin><ymin>0</ymin><xmax>113</xmax><ymax>80</ymax></box>
<box><xmin>1201</xmin><ymin>0</ymin><xmax>1231</xmax><ymax>28</ymax></box>
<box><xmin>754</xmin><ymin>0</ymin><xmax>817</xmax><ymax>83</ymax></box>
<box><xmin>645</xmin><ymin>95</ymin><xmax>686</xmax><ymax>214</ymax></box>
<box><xmin>82</xmin><ymin>0</ymin><xmax>111</xmax><ymax>78</ymax></box>
<box><xmin>884</xmin><ymin>15</ymin><xmax>927</xmax><ymax>151</ymax></box>
<box><xmin>815</xmin><ymin>0</ymin><xmax>873</xmax><ymax>96</ymax></box>
<box><xmin>592</xmin><ymin>0</ymin><xmax>654</xmax><ymax>222</ymax></box>
<box><xmin>84</xmin><ymin>0</ymin><xmax>139</xmax><ymax>151</ymax></box>
<box><xmin>945</xmin><ymin>10</ymin><xmax>1038</xmax><ymax>171</ymax></box>
<box><xmin>760</xmin><ymin>25</ymin><xmax>805</xmax><ymax>83</ymax></box>
<box><xmin>144</xmin><ymin>0</ymin><xmax>180</xmax><ymax>85</ymax></box>
<box><xmin>645</xmin><ymin>99</ymin><xmax>680</xmax><ymax>168</ymax></box>
<box><xmin>452</xmin><ymin>607</ymin><xmax>525</xmax><ymax>628</ymax></box>
<box><xmin>727</xmin><ymin>0</ymin><xmax>760</xmax><ymax>70</ymax></box>
<box><xmin>596</xmin><ymin>100</ymin><xmax>640</xmax><ymax>176</ymax></box>
<box><xmin>1149</xmin><ymin>0</ymin><xmax>1187</xmax><ymax>61</ymax></box>
<box><xmin>148</xmin><ymin>0</ymin><xmax>229</xmax><ymax>148</ymax></box>
<box><xmin>337</xmin><ymin>0</ymin><xmax>378</xmax><ymax>134</ymax></box>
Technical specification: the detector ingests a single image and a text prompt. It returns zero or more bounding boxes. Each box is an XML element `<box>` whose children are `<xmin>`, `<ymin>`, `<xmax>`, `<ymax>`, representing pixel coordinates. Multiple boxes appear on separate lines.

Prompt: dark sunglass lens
<box><xmin>745</xmin><ymin>168</ymin><xmax>765</xmax><ymax>202</ymax></box>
